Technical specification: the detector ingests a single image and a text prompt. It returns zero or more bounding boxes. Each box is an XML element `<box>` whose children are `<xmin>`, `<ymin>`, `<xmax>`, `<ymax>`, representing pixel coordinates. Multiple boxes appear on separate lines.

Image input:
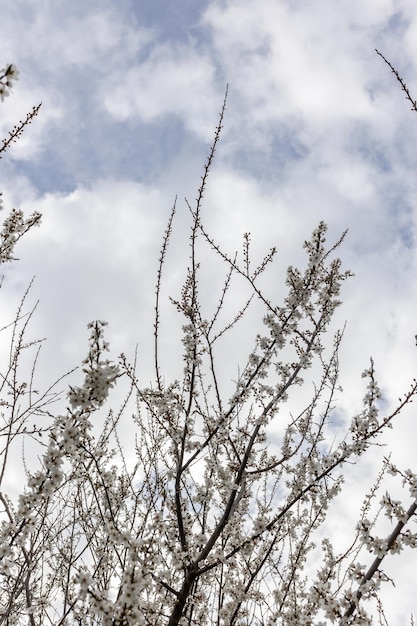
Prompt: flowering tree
<box><xmin>0</xmin><ymin>63</ymin><xmax>417</xmax><ymax>626</ymax></box>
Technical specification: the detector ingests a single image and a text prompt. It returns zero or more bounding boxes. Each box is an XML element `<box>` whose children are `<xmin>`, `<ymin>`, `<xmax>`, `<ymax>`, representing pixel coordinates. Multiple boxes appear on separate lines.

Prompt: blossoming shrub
<box><xmin>0</xmin><ymin>66</ymin><xmax>416</xmax><ymax>626</ymax></box>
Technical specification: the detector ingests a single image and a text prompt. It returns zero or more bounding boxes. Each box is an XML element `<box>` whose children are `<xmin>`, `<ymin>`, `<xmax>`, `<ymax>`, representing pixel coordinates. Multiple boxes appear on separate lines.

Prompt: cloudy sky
<box><xmin>2</xmin><ymin>0</ymin><xmax>417</xmax><ymax>621</ymax></box>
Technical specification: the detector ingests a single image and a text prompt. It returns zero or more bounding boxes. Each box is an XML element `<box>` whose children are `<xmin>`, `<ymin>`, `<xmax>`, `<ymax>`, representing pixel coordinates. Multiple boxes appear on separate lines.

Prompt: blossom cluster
<box><xmin>0</xmin><ymin>64</ymin><xmax>19</xmax><ymax>101</ymax></box>
<box><xmin>0</xmin><ymin>207</ymin><xmax>41</xmax><ymax>263</ymax></box>
<box><xmin>68</xmin><ymin>321</ymin><xmax>119</xmax><ymax>411</ymax></box>
<box><xmin>0</xmin><ymin>322</ymin><xmax>119</xmax><ymax>584</ymax></box>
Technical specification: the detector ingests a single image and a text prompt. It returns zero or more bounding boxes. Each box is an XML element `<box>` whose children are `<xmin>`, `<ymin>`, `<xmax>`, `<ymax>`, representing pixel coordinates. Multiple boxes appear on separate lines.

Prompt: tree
<box><xmin>0</xmin><ymin>60</ymin><xmax>417</xmax><ymax>626</ymax></box>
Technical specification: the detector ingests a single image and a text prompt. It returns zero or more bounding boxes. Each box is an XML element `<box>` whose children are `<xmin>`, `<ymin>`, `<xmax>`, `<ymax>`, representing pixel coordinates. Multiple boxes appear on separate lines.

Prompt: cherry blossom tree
<box><xmin>0</xmin><ymin>62</ymin><xmax>417</xmax><ymax>626</ymax></box>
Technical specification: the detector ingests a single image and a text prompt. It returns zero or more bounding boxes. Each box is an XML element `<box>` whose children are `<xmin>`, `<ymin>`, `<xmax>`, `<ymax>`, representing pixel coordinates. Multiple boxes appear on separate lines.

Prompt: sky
<box><xmin>2</xmin><ymin>0</ymin><xmax>417</xmax><ymax>622</ymax></box>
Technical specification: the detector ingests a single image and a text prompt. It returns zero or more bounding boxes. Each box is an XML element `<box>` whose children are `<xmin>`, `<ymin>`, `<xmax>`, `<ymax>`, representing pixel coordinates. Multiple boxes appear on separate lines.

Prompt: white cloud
<box><xmin>202</xmin><ymin>0</ymin><xmax>417</xmax><ymax>144</ymax></box>
<box><xmin>0</xmin><ymin>177</ymin><xmax>169</xmax><ymax>382</ymax></box>
<box><xmin>101</xmin><ymin>42</ymin><xmax>221</xmax><ymax>139</ymax></box>
<box><xmin>3</xmin><ymin>4</ymin><xmax>151</xmax><ymax>72</ymax></box>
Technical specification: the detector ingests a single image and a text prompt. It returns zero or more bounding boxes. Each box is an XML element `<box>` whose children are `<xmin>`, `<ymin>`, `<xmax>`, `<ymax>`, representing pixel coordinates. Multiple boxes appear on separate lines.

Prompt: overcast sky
<box><xmin>2</xmin><ymin>0</ymin><xmax>417</xmax><ymax>622</ymax></box>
